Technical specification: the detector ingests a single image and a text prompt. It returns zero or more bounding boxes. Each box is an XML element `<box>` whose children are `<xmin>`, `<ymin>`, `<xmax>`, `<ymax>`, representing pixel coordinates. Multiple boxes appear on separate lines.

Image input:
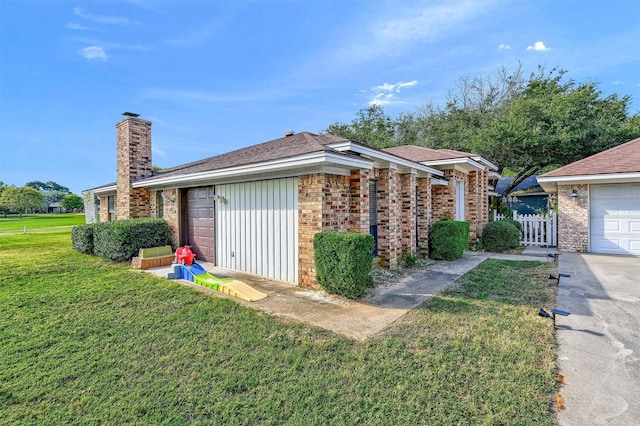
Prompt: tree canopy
<box><xmin>0</xmin><ymin>186</ymin><xmax>45</xmax><ymax>217</ymax></box>
<box><xmin>323</xmin><ymin>65</ymin><xmax>640</xmax><ymax>196</ymax></box>
<box><xmin>60</xmin><ymin>194</ymin><xmax>84</xmax><ymax>212</ymax></box>
<box><xmin>25</xmin><ymin>180</ymin><xmax>71</xmax><ymax>207</ymax></box>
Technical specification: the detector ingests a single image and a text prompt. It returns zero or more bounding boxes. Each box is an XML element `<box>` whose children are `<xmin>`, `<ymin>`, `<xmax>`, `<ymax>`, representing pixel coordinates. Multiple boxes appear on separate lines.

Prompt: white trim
<box><xmin>431</xmin><ymin>178</ymin><xmax>449</xmax><ymax>186</ymax></box>
<box><xmin>93</xmin><ymin>185</ymin><xmax>117</xmax><ymax>195</ymax></box>
<box><xmin>132</xmin><ymin>151</ymin><xmax>373</xmax><ymax>189</ymax></box>
<box><xmin>538</xmin><ymin>172</ymin><xmax>640</xmax><ymax>193</ymax></box>
<box><xmin>421</xmin><ymin>157</ymin><xmax>485</xmax><ymax>172</ymax></box>
<box><xmin>472</xmin><ymin>156</ymin><xmax>499</xmax><ymax>171</ymax></box>
<box><xmin>327</xmin><ymin>141</ymin><xmax>444</xmax><ymax>177</ymax></box>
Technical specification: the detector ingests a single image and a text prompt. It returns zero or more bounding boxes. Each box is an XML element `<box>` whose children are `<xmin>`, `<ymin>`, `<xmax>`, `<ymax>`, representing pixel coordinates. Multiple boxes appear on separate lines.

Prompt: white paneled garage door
<box><xmin>215</xmin><ymin>178</ymin><xmax>298</xmax><ymax>284</ymax></box>
<box><xmin>590</xmin><ymin>184</ymin><xmax>640</xmax><ymax>255</ymax></box>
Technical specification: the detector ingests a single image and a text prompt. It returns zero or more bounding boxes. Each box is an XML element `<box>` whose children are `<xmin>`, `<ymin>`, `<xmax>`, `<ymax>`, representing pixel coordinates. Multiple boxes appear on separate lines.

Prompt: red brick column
<box><xmin>349</xmin><ymin>169</ymin><xmax>370</xmax><ymax>234</ymax></box>
<box><xmin>416</xmin><ymin>177</ymin><xmax>432</xmax><ymax>255</ymax></box>
<box><xmin>400</xmin><ymin>171</ymin><xmax>417</xmax><ymax>255</ymax></box>
<box><xmin>377</xmin><ymin>166</ymin><xmax>401</xmax><ymax>267</ymax></box>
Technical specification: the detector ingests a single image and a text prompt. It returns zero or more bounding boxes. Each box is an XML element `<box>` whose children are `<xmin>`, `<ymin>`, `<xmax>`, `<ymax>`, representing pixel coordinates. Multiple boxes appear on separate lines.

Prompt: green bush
<box><xmin>313</xmin><ymin>232</ymin><xmax>375</xmax><ymax>298</ymax></box>
<box><xmin>429</xmin><ymin>221</ymin><xmax>469</xmax><ymax>261</ymax></box>
<box><xmin>502</xmin><ymin>219</ymin><xmax>522</xmax><ymax>231</ymax></box>
<box><xmin>71</xmin><ymin>224</ymin><xmax>96</xmax><ymax>255</ymax></box>
<box><xmin>93</xmin><ymin>218</ymin><xmax>173</xmax><ymax>262</ymax></box>
<box><xmin>482</xmin><ymin>221</ymin><xmax>520</xmax><ymax>252</ymax></box>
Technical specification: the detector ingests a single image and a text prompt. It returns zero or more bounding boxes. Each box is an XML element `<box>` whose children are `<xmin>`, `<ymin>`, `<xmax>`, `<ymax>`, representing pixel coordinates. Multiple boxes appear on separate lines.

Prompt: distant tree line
<box><xmin>0</xmin><ymin>181</ymin><xmax>84</xmax><ymax>217</ymax></box>
<box><xmin>324</xmin><ymin>64</ymin><xmax>640</xmax><ymax>197</ymax></box>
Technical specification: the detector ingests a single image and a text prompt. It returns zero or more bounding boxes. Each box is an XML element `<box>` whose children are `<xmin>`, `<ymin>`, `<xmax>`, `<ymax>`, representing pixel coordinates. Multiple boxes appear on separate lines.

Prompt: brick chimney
<box><xmin>116</xmin><ymin>112</ymin><xmax>152</xmax><ymax>219</ymax></box>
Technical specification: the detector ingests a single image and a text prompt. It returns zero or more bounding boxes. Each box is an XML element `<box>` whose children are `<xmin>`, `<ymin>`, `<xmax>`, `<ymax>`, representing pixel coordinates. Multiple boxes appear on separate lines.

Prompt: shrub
<box><xmin>402</xmin><ymin>253</ymin><xmax>418</xmax><ymax>268</ymax></box>
<box><xmin>93</xmin><ymin>218</ymin><xmax>173</xmax><ymax>262</ymax></box>
<box><xmin>313</xmin><ymin>232</ymin><xmax>375</xmax><ymax>298</ymax></box>
<box><xmin>71</xmin><ymin>224</ymin><xmax>96</xmax><ymax>255</ymax></box>
<box><xmin>429</xmin><ymin>221</ymin><xmax>470</xmax><ymax>261</ymax></box>
<box><xmin>502</xmin><ymin>219</ymin><xmax>522</xmax><ymax>231</ymax></box>
<box><xmin>482</xmin><ymin>221</ymin><xmax>520</xmax><ymax>252</ymax></box>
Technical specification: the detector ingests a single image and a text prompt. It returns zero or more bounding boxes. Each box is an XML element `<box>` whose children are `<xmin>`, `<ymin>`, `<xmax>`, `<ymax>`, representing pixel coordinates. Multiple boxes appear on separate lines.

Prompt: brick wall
<box><xmin>297</xmin><ymin>173</ymin><xmax>351</xmax><ymax>288</ymax></box>
<box><xmin>558</xmin><ymin>184</ymin><xmax>589</xmax><ymax>252</ymax></box>
<box><xmin>349</xmin><ymin>169</ymin><xmax>370</xmax><ymax>234</ymax></box>
<box><xmin>149</xmin><ymin>188</ymin><xmax>180</xmax><ymax>246</ymax></box>
<box><xmin>467</xmin><ymin>169</ymin><xmax>489</xmax><ymax>246</ymax></box>
<box><xmin>416</xmin><ymin>177</ymin><xmax>432</xmax><ymax>255</ymax></box>
<box><xmin>400</xmin><ymin>171</ymin><xmax>417</xmax><ymax>255</ymax></box>
<box><xmin>99</xmin><ymin>195</ymin><xmax>109</xmax><ymax>222</ymax></box>
<box><xmin>432</xmin><ymin>169</ymin><xmax>467</xmax><ymax>222</ymax></box>
<box><xmin>377</xmin><ymin>166</ymin><xmax>402</xmax><ymax>267</ymax></box>
<box><xmin>115</xmin><ymin>116</ymin><xmax>152</xmax><ymax>220</ymax></box>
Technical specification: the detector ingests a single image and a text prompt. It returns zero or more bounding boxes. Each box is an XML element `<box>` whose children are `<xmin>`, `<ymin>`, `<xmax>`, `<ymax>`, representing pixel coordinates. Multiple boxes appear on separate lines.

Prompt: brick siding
<box><xmin>557</xmin><ymin>184</ymin><xmax>589</xmax><ymax>252</ymax></box>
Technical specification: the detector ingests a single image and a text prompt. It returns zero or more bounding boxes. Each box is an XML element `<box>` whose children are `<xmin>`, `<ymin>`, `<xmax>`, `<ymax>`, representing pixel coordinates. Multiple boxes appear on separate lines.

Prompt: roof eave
<box><xmin>131</xmin><ymin>150</ymin><xmax>373</xmax><ymax>189</ymax></box>
<box><xmin>421</xmin><ymin>157</ymin><xmax>485</xmax><ymax>173</ymax></box>
<box><xmin>537</xmin><ymin>172</ymin><xmax>640</xmax><ymax>193</ymax></box>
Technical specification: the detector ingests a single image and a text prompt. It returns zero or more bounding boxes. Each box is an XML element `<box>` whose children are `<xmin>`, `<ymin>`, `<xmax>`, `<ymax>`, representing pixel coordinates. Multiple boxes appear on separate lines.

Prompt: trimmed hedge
<box><xmin>482</xmin><ymin>221</ymin><xmax>520</xmax><ymax>252</ymax></box>
<box><xmin>93</xmin><ymin>218</ymin><xmax>173</xmax><ymax>262</ymax></box>
<box><xmin>430</xmin><ymin>221</ymin><xmax>469</xmax><ymax>261</ymax></box>
<box><xmin>71</xmin><ymin>224</ymin><xmax>96</xmax><ymax>255</ymax></box>
<box><xmin>313</xmin><ymin>232</ymin><xmax>375</xmax><ymax>298</ymax></box>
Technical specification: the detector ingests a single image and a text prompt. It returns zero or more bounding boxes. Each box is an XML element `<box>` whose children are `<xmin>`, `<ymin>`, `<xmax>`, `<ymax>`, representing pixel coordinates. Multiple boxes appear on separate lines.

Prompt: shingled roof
<box><xmin>142</xmin><ymin>132</ymin><xmax>349</xmax><ymax>181</ymax></box>
<box><xmin>539</xmin><ymin>137</ymin><xmax>640</xmax><ymax>178</ymax></box>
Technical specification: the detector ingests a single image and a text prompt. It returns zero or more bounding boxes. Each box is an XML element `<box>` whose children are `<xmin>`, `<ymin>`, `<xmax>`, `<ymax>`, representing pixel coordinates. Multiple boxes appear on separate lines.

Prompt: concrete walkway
<box><xmin>555</xmin><ymin>253</ymin><xmax>640</xmax><ymax>425</ymax></box>
<box><xmin>148</xmin><ymin>249</ymin><xmax>549</xmax><ymax>340</ymax></box>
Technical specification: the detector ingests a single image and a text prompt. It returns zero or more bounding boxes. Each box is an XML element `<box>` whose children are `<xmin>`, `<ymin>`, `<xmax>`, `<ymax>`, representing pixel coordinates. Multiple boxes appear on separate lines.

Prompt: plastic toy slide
<box><xmin>170</xmin><ymin>262</ymin><xmax>267</xmax><ymax>302</ymax></box>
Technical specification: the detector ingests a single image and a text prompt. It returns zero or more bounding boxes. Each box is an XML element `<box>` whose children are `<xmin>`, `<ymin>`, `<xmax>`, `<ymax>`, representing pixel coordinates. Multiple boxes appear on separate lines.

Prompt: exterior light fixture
<box><xmin>161</xmin><ymin>191</ymin><xmax>175</xmax><ymax>204</ymax></box>
<box><xmin>570</xmin><ymin>189</ymin><xmax>579</xmax><ymax>199</ymax></box>
<box><xmin>213</xmin><ymin>194</ymin><xmax>227</xmax><ymax>203</ymax></box>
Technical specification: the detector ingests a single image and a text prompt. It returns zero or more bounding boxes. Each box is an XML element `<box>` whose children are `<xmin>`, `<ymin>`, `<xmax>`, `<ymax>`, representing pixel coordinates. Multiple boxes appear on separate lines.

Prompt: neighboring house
<box><xmin>538</xmin><ymin>137</ymin><xmax>640</xmax><ymax>255</ymax></box>
<box><xmin>495</xmin><ymin>175</ymin><xmax>549</xmax><ymax>215</ymax></box>
<box><xmin>48</xmin><ymin>202</ymin><xmax>66</xmax><ymax>213</ymax></box>
<box><xmin>85</xmin><ymin>114</ymin><xmax>497</xmax><ymax>288</ymax></box>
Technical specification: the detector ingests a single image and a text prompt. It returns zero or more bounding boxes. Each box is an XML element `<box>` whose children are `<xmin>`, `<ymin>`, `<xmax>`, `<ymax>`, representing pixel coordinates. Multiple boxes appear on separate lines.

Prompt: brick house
<box><xmin>538</xmin><ymin>137</ymin><xmax>640</xmax><ymax>255</ymax></box>
<box><xmin>86</xmin><ymin>114</ymin><xmax>498</xmax><ymax>287</ymax></box>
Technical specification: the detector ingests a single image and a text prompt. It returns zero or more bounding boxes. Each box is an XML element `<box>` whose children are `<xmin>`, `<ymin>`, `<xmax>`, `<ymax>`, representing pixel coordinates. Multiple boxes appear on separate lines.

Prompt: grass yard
<box><xmin>0</xmin><ymin>214</ymin><xmax>86</xmax><ymax>233</ymax></box>
<box><xmin>0</xmin><ymin>225</ymin><xmax>559</xmax><ymax>425</ymax></box>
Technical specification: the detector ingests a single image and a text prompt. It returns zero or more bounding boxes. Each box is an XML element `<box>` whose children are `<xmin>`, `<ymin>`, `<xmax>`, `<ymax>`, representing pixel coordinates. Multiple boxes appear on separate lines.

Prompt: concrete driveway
<box><xmin>556</xmin><ymin>253</ymin><xmax>640</xmax><ymax>425</ymax></box>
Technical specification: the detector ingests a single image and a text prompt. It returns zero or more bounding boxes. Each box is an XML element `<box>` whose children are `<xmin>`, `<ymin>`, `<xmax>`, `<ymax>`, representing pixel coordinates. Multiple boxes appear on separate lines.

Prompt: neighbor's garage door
<box><xmin>590</xmin><ymin>183</ymin><xmax>640</xmax><ymax>255</ymax></box>
<box><xmin>187</xmin><ymin>187</ymin><xmax>215</xmax><ymax>261</ymax></box>
<box><xmin>215</xmin><ymin>178</ymin><xmax>298</xmax><ymax>284</ymax></box>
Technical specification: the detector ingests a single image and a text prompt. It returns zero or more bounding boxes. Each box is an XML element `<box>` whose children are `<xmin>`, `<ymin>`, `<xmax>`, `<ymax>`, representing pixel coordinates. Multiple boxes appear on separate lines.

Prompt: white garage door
<box><xmin>215</xmin><ymin>178</ymin><xmax>298</xmax><ymax>284</ymax></box>
<box><xmin>590</xmin><ymin>184</ymin><xmax>640</xmax><ymax>255</ymax></box>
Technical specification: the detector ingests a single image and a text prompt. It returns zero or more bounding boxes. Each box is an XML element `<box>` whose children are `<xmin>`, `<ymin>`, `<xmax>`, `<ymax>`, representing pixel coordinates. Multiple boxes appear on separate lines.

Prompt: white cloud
<box><xmin>498</xmin><ymin>43</ymin><xmax>511</xmax><ymax>50</ymax></box>
<box><xmin>526</xmin><ymin>41</ymin><xmax>551</xmax><ymax>52</ymax></box>
<box><xmin>367</xmin><ymin>80</ymin><xmax>418</xmax><ymax>106</ymax></box>
<box><xmin>73</xmin><ymin>7</ymin><xmax>130</xmax><ymax>25</ymax></box>
<box><xmin>65</xmin><ymin>23</ymin><xmax>94</xmax><ymax>30</ymax></box>
<box><xmin>80</xmin><ymin>46</ymin><xmax>107</xmax><ymax>61</ymax></box>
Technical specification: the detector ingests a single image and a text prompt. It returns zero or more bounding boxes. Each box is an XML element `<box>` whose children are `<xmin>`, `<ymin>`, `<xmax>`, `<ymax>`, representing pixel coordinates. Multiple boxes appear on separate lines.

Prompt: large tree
<box><xmin>0</xmin><ymin>186</ymin><xmax>45</xmax><ymax>217</ymax></box>
<box><xmin>474</xmin><ymin>68</ymin><xmax>640</xmax><ymax>195</ymax></box>
<box><xmin>25</xmin><ymin>180</ymin><xmax>71</xmax><ymax>207</ymax></box>
<box><xmin>60</xmin><ymin>194</ymin><xmax>84</xmax><ymax>212</ymax></box>
<box><xmin>324</xmin><ymin>105</ymin><xmax>396</xmax><ymax>148</ymax></box>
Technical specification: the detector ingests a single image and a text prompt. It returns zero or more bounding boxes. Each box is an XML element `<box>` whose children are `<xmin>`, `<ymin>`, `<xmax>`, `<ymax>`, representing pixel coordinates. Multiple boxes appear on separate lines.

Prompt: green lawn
<box><xmin>0</xmin><ymin>213</ymin><xmax>86</xmax><ymax>233</ymax></box>
<box><xmin>0</xmin><ymin>226</ymin><xmax>559</xmax><ymax>425</ymax></box>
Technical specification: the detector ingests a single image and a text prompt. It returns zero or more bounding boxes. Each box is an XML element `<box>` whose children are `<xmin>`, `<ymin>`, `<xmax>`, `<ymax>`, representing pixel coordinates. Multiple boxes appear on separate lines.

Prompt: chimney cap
<box><xmin>122</xmin><ymin>112</ymin><xmax>140</xmax><ymax>117</ymax></box>
<box><xmin>284</xmin><ymin>130</ymin><xmax>295</xmax><ymax>137</ymax></box>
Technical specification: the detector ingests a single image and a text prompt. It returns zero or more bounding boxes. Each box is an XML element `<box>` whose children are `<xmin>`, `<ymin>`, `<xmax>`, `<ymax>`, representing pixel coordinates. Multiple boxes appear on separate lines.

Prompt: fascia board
<box><xmin>131</xmin><ymin>151</ymin><xmax>373</xmax><ymax>189</ymax></box>
<box><xmin>92</xmin><ymin>185</ymin><xmax>117</xmax><ymax>196</ymax></box>
<box><xmin>422</xmin><ymin>157</ymin><xmax>484</xmax><ymax>172</ymax></box>
<box><xmin>472</xmin><ymin>156</ymin><xmax>498</xmax><ymax>171</ymax></box>
<box><xmin>328</xmin><ymin>141</ymin><xmax>444</xmax><ymax>177</ymax></box>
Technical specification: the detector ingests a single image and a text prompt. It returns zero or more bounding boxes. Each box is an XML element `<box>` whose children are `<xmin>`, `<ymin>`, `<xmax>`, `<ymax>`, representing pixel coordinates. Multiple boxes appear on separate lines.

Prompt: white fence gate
<box><xmin>493</xmin><ymin>210</ymin><xmax>557</xmax><ymax>247</ymax></box>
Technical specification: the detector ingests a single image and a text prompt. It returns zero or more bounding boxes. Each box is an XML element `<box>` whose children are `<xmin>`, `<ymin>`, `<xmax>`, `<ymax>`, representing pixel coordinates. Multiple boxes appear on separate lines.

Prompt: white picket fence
<box><xmin>493</xmin><ymin>210</ymin><xmax>557</xmax><ymax>247</ymax></box>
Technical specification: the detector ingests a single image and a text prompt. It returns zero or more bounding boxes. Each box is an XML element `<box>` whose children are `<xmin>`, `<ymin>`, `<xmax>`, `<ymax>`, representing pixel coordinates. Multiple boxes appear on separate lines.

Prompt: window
<box><xmin>369</xmin><ymin>180</ymin><xmax>378</xmax><ymax>255</ymax></box>
<box><xmin>108</xmin><ymin>195</ymin><xmax>116</xmax><ymax>221</ymax></box>
<box><xmin>455</xmin><ymin>180</ymin><xmax>465</xmax><ymax>221</ymax></box>
<box><xmin>157</xmin><ymin>191</ymin><xmax>164</xmax><ymax>218</ymax></box>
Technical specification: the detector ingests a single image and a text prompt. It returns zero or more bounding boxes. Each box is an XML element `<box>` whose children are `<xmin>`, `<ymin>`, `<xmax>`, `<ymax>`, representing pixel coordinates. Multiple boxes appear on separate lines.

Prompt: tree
<box><xmin>0</xmin><ymin>186</ymin><xmax>44</xmax><ymax>217</ymax></box>
<box><xmin>25</xmin><ymin>180</ymin><xmax>71</xmax><ymax>207</ymax></box>
<box><xmin>474</xmin><ymin>67</ymin><xmax>640</xmax><ymax>195</ymax></box>
<box><xmin>60</xmin><ymin>194</ymin><xmax>84</xmax><ymax>212</ymax></box>
<box><xmin>324</xmin><ymin>105</ymin><xmax>396</xmax><ymax>148</ymax></box>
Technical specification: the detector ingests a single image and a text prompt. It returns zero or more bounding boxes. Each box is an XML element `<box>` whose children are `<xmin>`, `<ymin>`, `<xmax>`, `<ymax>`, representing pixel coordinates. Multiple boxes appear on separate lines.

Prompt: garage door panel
<box><xmin>591</xmin><ymin>184</ymin><xmax>640</xmax><ymax>255</ymax></box>
<box><xmin>215</xmin><ymin>178</ymin><xmax>298</xmax><ymax>284</ymax></box>
<box><xmin>187</xmin><ymin>187</ymin><xmax>215</xmax><ymax>262</ymax></box>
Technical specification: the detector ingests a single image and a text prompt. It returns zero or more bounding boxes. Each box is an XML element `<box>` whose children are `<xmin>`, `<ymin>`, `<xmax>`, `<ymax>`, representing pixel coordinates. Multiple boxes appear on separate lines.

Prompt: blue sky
<box><xmin>1</xmin><ymin>0</ymin><xmax>639</xmax><ymax>195</ymax></box>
